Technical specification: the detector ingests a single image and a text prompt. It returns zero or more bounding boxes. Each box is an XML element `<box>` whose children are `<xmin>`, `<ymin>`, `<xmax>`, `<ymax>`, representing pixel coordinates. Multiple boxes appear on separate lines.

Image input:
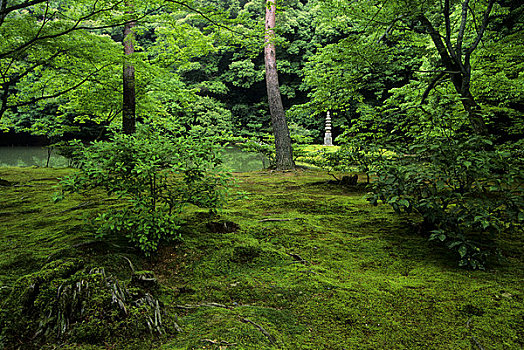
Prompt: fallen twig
<box><xmin>287</xmin><ymin>252</ymin><xmax>309</xmax><ymax>265</ymax></box>
<box><xmin>472</xmin><ymin>336</ymin><xmax>485</xmax><ymax>350</ymax></box>
<box><xmin>239</xmin><ymin>317</ymin><xmax>276</xmax><ymax>344</ymax></box>
<box><xmin>121</xmin><ymin>256</ymin><xmax>135</xmax><ymax>273</ymax></box>
<box><xmin>201</xmin><ymin>339</ymin><xmax>237</xmax><ymax>346</ymax></box>
<box><xmin>466</xmin><ymin>317</ymin><xmax>485</xmax><ymax>350</ymax></box>
<box><xmin>258</xmin><ymin>218</ymin><xmax>300</xmax><ymax>222</ymax></box>
<box><xmin>328</xmin><ymin>172</ymin><xmax>341</xmax><ymax>182</ymax></box>
<box><xmin>175</xmin><ymin>302</ymin><xmax>229</xmax><ymax>310</ymax></box>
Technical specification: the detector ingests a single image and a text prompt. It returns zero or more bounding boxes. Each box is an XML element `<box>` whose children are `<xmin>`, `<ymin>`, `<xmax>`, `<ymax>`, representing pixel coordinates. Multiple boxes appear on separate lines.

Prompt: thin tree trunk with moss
<box><xmin>122</xmin><ymin>0</ymin><xmax>136</xmax><ymax>135</ymax></box>
<box><xmin>264</xmin><ymin>0</ymin><xmax>295</xmax><ymax>170</ymax></box>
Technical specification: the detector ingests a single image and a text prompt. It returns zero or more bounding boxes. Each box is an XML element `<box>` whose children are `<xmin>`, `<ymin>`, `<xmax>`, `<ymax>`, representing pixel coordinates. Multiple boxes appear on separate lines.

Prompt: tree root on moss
<box><xmin>239</xmin><ymin>317</ymin><xmax>276</xmax><ymax>344</ymax></box>
<box><xmin>55</xmin><ymin>198</ymin><xmax>120</xmax><ymax>215</ymax></box>
<box><xmin>121</xmin><ymin>255</ymin><xmax>136</xmax><ymax>272</ymax></box>
<box><xmin>0</xmin><ymin>260</ymin><xmax>173</xmax><ymax>347</ymax></box>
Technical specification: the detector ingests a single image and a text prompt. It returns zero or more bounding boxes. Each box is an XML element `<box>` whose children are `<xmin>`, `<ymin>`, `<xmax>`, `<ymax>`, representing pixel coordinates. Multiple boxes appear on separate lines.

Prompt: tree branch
<box><xmin>420</xmin><ymin>71</ymin><xmax>446</xmax><ymax>105</ymax></box>
<box><xmin>376</xmin><ymin>16</ymin><xmax>403</xmax><ymax>44</ymax></box>
<box><xmin>165</xmin><ymin>0</ymin><xmax>252</xmax><ymax>38</ymax></box>
<box><xmin>416</xmin><ymin>14</ymin><xmax>456</xmax><ymax>71</ymax></box>
<box><xmin>0</xmin><ymin>63</ymin><xmax>111</xmax><ymax>120</ymax></box>
<box><xmin>0</xmin><ymin>50</ymin><xmax>65</xmax><ymax>119</ymax></box>
<box><xmin>465</xmin><ymin>0</ymin><xmax>494</xmax><ymax>56</ymax></box>
<box><xmin>0</xmin><ymin>0</ymin><xmax>47</xmax><ymax>18</ymax></box>
<box><xmin>443</xmin><ymin>0</ymin><xmax>453</xmax><ymax>55</ymax></box>
<box><xmin>0</xmin><ymin>0</ymin><xmax>7</xmax><ymax>26</ymax></box>
<box><xmin>32</xmin><ymin>0</ymin><xmax>52</xmax><ymax>42</ymax></box>
<box><xmin>364</xmin><ymin>0</ymin><xmax>391</xmax><ymax>32</ymax></box>
<box><xmin>456</xmin><ymin>0</ymin><xmax>470</xmax><ymax>65</ymax></box>
<box><xmin>0</xmin><ymin>1</ymin><xmax>126</xmax><ymax>60</ymax></box>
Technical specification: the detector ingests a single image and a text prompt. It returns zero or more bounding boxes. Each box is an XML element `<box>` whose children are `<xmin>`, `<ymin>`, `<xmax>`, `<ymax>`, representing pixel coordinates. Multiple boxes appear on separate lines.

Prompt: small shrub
<box><xmin>55</xmin><ymin>125</ymin><xmax>230</xmax><ymax>255</ymax></box>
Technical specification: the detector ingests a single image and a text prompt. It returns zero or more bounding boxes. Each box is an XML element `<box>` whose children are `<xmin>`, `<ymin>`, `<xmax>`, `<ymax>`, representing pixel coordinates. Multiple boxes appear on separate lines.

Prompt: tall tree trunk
<box><xmin>122</xmin><ymin>0</ymin><xmax>136</xmax><ymax>135</ymax></box>
<box><xmin>264</xmin><ymin>0</ymin><xmax>295</xmax><ymax>170</ymax></box>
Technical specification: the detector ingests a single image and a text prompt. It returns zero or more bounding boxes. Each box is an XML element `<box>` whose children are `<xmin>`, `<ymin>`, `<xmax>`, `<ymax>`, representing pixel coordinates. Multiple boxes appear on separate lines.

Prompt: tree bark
<box><xmin>264</xmin><ymin>0</ymin><xmax>295</xmax><ymax>170</ymax></box>
<box><xmin>0</xmin><ymin>0</ymin><xmax>7</xmax><ymax>27</ymax></box>
<box><xmin>122</xmin><ymin>0</ymin><xmax>136</xmax><ymax>135</ymax></box>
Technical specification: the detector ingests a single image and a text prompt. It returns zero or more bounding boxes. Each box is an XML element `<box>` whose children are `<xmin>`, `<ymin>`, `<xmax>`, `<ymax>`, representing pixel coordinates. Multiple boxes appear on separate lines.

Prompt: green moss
<box><xmin>0</xmin><ymin>167</ymin><xmax>522</xmax><ymax>349</ymax></box>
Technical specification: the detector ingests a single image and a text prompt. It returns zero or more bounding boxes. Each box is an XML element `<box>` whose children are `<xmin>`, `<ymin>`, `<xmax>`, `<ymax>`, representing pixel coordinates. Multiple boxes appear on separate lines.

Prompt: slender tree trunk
<box><xmin>0</xmin><ymin>0</ymin><xmax>7</xmax><ymax>27</ymax></box>
<box><xmin>417</xmin><ymin>13</ymin><xmax>488</xmax><ymax>135</ymax></box>
<box><xmin>264</xmin><ymin>0</ymin><xmax>295</xmax><ymax>170</ymax></box>
<box><xmin>122</xmin><ymin>0</ymin><xmax>136</xmax><ymax>135</ymax></box>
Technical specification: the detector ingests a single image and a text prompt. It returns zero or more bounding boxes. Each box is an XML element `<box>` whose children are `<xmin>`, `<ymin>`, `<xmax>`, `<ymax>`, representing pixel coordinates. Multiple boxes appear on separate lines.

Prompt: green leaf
<box><xmin>398</xmin><ymin>199</ymin><xmax>410</xmax><ymax>208</ymax></box>
<box><xmin>458</xmin><ymin>245</ymin><xmax>467</xmax><ymax>258</ymax></box>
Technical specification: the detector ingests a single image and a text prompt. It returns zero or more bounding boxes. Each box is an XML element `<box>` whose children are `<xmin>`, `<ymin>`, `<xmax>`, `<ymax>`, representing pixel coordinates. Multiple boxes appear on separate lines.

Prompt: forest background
<box><xmin>0</xmin><ymin>0</ymin><xmax>523</xmax><ymax>348</ymax></box>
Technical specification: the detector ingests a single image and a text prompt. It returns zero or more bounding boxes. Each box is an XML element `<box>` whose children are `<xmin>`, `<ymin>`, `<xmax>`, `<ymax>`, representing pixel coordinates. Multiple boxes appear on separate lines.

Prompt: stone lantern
<box><xmin>323</xmin><ymin>111</ymin><xmax>333</xmax><ymax>146</ymax></box>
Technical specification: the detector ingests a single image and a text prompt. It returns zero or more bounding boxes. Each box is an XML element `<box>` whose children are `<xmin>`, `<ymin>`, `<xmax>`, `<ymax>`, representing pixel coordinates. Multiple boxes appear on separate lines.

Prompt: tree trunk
<box><xmin>417</xmin><ymin>13</ymin><xmax>488</xmax><ymax>135</ymax></box>
<box><xmin>264</xmin><ymin>0</ymin><xmax>295</xmax><ymax>170</ymax></box>
<box><xmin>122</xmin><ymin>0</ymin><xmax>136</xmax><ymax>135</ymax></box>
<box><xmin>0</xmin><ymin>0</ymin><xmax>7</xmax><ymax>27</ymax></box>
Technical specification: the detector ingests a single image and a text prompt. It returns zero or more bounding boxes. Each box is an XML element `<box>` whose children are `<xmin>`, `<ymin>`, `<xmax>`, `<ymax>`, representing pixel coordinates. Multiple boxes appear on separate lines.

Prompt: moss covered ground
<box><xmin>0</xmin><ymin>167</ymin><xmax>522</xmax><ymax>349</ymax></box>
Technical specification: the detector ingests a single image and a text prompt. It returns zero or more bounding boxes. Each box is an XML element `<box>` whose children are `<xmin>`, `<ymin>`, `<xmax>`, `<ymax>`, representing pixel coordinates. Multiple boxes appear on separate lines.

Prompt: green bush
<box><xmin>368</xmin><ymin>136</ymin><xmax>523</xmax><ymax>269</ymax></box>
<box><xmin>55</xmin><ymin>126</ymin><xmax>230</xmax><ymax>255</ymax></box>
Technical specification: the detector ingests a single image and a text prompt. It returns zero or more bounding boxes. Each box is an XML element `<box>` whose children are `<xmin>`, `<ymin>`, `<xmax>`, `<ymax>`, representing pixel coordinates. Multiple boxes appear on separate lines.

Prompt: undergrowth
<box><xmin>0</xmin><ymin>167</ymin><xmax>522</xmax><ymax>349</ymax></box>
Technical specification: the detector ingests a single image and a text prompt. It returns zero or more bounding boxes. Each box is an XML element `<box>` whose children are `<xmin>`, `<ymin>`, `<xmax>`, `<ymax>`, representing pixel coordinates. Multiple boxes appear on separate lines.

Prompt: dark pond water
<box><xmin>0</xmin><ymin>146</ymin><xmax>267</xmax><ymax>172</ymax></box>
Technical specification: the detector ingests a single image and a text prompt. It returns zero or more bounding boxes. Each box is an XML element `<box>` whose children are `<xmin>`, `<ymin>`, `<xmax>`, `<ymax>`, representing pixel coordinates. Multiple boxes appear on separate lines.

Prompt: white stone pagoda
<box><xmin>323</xmin><ymin>111</ymin><xmax>333</xmax><ymax>146</ymax></box>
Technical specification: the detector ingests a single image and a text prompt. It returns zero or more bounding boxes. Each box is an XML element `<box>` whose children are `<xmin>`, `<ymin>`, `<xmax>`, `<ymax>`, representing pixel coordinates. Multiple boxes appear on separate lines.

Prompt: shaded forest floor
<box><xmin>0</xmin><ymin>167</ymin><xmax>522</xmax><ymax>349</ymax></box>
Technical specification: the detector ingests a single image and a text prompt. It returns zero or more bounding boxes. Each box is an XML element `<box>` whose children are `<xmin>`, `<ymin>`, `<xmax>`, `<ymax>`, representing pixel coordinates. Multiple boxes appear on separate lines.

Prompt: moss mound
<box><xmin>0</xmin><ymin>259</ymin><xmax>172</xmax><ymax>349</ymax></box>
